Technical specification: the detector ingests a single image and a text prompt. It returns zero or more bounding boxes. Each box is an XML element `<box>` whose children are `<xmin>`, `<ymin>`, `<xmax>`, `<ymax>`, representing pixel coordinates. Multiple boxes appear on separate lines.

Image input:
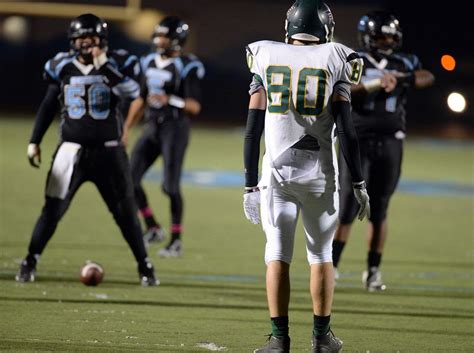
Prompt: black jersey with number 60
<box><xmin>44</xmin><ymin>50</ymin><xmax>140</xmax><ymax>145</ymax></box>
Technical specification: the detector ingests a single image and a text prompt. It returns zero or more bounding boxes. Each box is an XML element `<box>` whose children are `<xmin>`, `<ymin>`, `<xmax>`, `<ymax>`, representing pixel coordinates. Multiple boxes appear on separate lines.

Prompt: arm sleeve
<box><xmin>139</xmin><ymin>71</ymin><xmax>148</xmax><ymax>99</ymax></box>
<box><xmin>244</xmin><ymin>108</ymin><xmax>265</xmax><ymax>187</ymax></box>
<box><xmin>332</xmin><ymin>100</ymin><xmax>363</xmax><ymax>183</ymax></box>
<box><xmin>30</xmin><ymin>84</ymin><xmax>60</xmax><ymax>144</ymax></box>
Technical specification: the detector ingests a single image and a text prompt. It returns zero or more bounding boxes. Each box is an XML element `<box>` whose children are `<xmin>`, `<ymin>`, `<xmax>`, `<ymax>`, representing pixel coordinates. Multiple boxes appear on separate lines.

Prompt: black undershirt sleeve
<box><xmin>332</xmin><ymin>100</ymin><xmax>364</xmax><ymax>183</ymax></box>
<box><xmin>139</xmin><ymin>72</ymin><xmax>148</xmax><ymax>99</ymax></box>
<box><xmin>30</xmin><ymin>84</ymin><xmax>60</xmax><ymax>144</ymax></box>
<box><xmin>244</xmin><ymin>109</ymin><xmax>265</xmax><ymax>187</ymax></box>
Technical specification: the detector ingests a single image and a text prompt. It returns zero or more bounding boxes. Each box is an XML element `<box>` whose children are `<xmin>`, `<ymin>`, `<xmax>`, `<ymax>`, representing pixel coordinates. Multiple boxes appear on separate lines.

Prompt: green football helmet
<box><xmin>285</xmin><ymin>0</ymin><xmax>335</xmax><ymax>43</ymax></box>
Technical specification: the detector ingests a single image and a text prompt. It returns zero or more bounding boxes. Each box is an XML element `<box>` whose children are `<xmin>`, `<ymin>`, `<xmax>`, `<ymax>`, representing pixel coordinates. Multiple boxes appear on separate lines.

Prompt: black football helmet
<box><xmin>358</xmin><ymin>11</ymin><xmax>402</xmax><ymax>54</ymax></box>
<box><xmin>68</xmin><ymin>13</ymin><xmax>108</xmax><ymax>50</ymax></box>
<box><xmin>285</xmin><ymin>0</ymin><xmax>335</xmax><ymax>44</ymax></box>
<box><xmin>152</xmin><ymin>16</ymin><xmax>189</xmax><ymax>54</ymax></box>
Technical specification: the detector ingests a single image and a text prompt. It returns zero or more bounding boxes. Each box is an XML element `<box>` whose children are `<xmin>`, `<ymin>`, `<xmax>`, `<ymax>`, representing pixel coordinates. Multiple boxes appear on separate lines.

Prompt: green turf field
<box><xmin>0</xmin><ymin>117</ymin><xmax>473</xmax><ymax>352</ymax></box>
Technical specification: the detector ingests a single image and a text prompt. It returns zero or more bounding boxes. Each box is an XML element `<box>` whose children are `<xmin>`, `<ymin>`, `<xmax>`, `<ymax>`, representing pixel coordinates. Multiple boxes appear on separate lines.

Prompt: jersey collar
<box><xmin>72</xmin><ymin>59</ymin><xmax>95</xmax><ymax>75</ymax></box>
<box><xmin>363</xmin><ymin>53</ymin><xmax>388</xmax><ymax>71</ymax></box>
<box><xmin>154</xmin><ymin>55</ymin><xmax>174</xmax><ymax>69</ymax></box>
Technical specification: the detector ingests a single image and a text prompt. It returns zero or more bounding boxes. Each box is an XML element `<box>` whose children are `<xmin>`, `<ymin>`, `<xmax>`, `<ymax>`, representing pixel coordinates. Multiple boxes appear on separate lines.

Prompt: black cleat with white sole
<box><xmin>15</xmin><ymin>256</ymin><xmax>37</xmax><ymax>283</ymax></box>
<box><xmin>138</xmin><ymin>259</ymin><xmax>159</xmax><ymax>286</ymax></box>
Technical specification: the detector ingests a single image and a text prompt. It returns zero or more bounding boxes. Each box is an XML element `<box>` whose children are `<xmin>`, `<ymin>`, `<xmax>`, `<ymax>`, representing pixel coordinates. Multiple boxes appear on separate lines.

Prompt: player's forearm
<box><xmin>30</xmin><ymin>84</ymin><xmax>60</xmax><ymax>144</ymax></box>
<box><xmin>184</xmin><ymin>98</ymin><xmax>201</xmax><ymax>115</ymax></box>
<box><xmin>414</xmin><ymin>69</ymin><xmax>435</xmax><ymax>89</ymax></box>
<box><xmin>124</xmin><ymin>97</ymin><xmax>145</xmax><ymax>130</ymax></box>
<box><xmin>332</xmin><ymin>99</ymin><xmax>364</xmax><ymax>183</ymax></box>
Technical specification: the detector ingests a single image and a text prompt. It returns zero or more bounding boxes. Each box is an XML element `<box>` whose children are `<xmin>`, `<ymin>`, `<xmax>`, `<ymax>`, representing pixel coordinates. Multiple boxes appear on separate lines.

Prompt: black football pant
<box><xmin>339</xmin><ymin>137</ymin><xmax>403</xmax><ymax>225</ymax></box>
<box><xmin>28</xmin><ymin>144</ymin><xmax>148</xmax><ymax>263</ymax></box>
<box><xmin>130</xmin><ymin>117</ymin><xmax>190</xmax><ymax>225</ymax></box>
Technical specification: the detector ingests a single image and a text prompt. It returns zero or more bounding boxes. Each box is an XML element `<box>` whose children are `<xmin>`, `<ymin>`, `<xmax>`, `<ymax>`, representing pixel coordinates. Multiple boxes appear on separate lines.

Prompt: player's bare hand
<box><xmin>91</xmin><ymin>45</ymin><xmax>105</xmax><ymax>58</ymax></box>
<box><xmin>92</xmin><ymin>45</ymin><xmax>107</xmax><ymax>68</ymax></box>
<box><xmin>147</xmin><ymin>94</ymin><xmax>169</xmax><ymax>108</ymax></box>
<box><xmin>380</xmin><ymin>73</ymin><xmax>397</xmax><ymax>93</ymax></box>
<box><xmin>27</xmin><ymin>143</ymin><xmax>41</xmax><ymax>168</ymax></box>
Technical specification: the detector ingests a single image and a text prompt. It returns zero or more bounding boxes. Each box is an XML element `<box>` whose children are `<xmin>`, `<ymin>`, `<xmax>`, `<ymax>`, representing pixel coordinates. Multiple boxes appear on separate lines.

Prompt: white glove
<box><xmin>243</xmin><ymin>188</ymin><xmax>261</xmax><ymax>224</ymax></box>
<box><xmin>27</xmin><ymin>143</ymin><xmax>41</xmax><ymax>168</ymax></box>
<box><xmin>353</xmin><ymin>181</ymin><xmax>370</xmax><ymax>221</ymax></box>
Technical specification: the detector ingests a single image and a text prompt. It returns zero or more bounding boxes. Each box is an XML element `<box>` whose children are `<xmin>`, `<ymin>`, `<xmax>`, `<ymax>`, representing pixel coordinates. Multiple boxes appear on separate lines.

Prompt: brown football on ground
<box><xmin>80</xmin><ymin>261</ymin><xmax>104</xmax><ymax>286</ymax></box>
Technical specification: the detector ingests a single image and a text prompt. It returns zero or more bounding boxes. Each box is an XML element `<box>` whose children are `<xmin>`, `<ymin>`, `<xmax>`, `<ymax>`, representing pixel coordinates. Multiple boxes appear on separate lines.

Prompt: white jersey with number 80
<box><xmin>246</xmin><ymin>40</ymin><xmax>363</xmax><ymax>191</ymax></box>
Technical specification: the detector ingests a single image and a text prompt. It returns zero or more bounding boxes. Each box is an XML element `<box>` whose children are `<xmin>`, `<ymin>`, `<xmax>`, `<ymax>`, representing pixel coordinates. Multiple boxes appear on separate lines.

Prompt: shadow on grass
<box><xmin>1</xmin><ymin>296</ymin><xmax>473</xmax><ymax>320</ymax></box>
<box><xmin>2</xmin><ymin>271</ymin><xmax>472</xmax><ymax>299</ymax></box>
<box><xmin>342</xmin><ymin>258</ymin><xmax>473</xmax><ymax>270</ymax></box>
<box><xmin>0</xmin><ymin>295</ymin><xmax>269</xmax><ymax>312</ymax></box>
<box><xmin>0</xmin><ymin>272</ymin><xmax>267</xmax><ymax>293</ymax></box>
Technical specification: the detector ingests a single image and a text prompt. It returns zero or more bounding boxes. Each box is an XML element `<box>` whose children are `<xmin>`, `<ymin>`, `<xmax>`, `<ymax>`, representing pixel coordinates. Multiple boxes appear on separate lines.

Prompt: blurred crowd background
<box><xmin>0</xmin><ymin>0</ymin><xmax>471</xmax><ymax>137</ymax></box>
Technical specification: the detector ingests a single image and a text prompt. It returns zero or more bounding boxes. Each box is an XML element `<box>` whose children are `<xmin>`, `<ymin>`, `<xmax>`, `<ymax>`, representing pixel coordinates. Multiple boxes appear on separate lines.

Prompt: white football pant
<box><xmin>260</xmin><ymin>185</ymin><xmax>339</xmax><ymax>265</ymax></box>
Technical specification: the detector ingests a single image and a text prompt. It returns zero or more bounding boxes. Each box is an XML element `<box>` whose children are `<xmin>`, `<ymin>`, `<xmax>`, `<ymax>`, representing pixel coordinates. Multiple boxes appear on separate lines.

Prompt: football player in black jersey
<box><xmin>123</xmin><ymin>16</ymin><xmax>204</xmax><ymax>257</ymax></box>
<box><xmin>332</xmin><ymin>11</ymin><xmax>435</xmax><ymax>291</ymax></box>
<box><xmin>16</xmin><ymin>13</ymin><xmax>158</xmax><ymax>286</ymax></box>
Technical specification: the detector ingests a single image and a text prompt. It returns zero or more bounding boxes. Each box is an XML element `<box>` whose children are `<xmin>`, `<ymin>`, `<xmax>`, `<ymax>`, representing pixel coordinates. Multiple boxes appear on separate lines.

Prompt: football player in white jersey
<box><xmin>243</xmin><ymin>1</ymin><xmax>370</xmax><ymax>352</ymax></box>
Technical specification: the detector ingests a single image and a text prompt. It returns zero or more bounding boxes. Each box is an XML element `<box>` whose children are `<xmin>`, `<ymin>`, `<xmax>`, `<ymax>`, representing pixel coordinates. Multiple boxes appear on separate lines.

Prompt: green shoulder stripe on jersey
<box><xmin>254</xmin><ymin>74</ymin><xmax>263</xmax><ymax>84</ymax></box>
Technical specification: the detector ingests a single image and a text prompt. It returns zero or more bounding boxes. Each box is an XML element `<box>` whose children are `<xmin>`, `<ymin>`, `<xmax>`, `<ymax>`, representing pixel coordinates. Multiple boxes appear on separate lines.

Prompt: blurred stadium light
<box><xmin>2</xmin><ymin>15</ymin><xmax>29</xmax><ymax>43</ymax></box>
<box><xmin>441</xmin><ymin>54</ymin><xmax>456</xmax><ymax>72</ymax></box>
<box><xmin>124</xmin><ymin>9</ymin><xmax>164</xmax><ymax>42</ymax></box>
<box><xmin>447</xmin><ymin>92</ymin><xmax>467</xmax><ymax>113</ymax></box>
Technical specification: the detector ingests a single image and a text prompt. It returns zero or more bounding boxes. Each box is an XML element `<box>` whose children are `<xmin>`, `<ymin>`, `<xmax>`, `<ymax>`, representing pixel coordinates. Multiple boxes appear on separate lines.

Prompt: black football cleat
<box><xmin>15</xmin><ymin>256</ymin><xmax>37</xmax><ymax>283</ymax></box>
<box><xmin>312</xmin><ymin>330</ymin><xmax>343</xmax><ymax>353</ymax></box>
<box><xmin>138</xmin><ymin>259</ymin><xmax>159</xmax><ymax>286</ymax></box>
<box><xmin>254</xmin><ymin>335</ymin><xmax>290</xmax><ymax>353</ymax></box>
